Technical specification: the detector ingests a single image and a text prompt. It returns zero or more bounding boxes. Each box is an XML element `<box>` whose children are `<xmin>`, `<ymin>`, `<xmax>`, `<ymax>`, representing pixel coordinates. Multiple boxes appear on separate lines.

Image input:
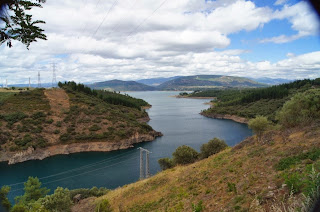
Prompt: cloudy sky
<box><xmin>0</xmin><ymin>0</ymin><xmax>320</xmax><ymax>84</ymax></box>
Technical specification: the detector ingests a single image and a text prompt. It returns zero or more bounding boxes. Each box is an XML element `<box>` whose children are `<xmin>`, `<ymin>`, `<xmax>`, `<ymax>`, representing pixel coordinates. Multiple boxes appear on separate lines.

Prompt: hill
<box><xmin>0</xmin><ymin>82</ymin><xmax>161</xmax><ymax>164</ymax></box>
<box><xmin>137</xmin><ymin>76</ymin><xmax>181</xmax><ymax>86</ymax></box>
<box><xmin>250</xmin><ymin>77</ymin><xmax>292</xmax><ymax>85</ymax></box>
<box><xmin>200</xmin><ymin>78</ymin><xmax>320</xmax><ymax>122</ymax></box>
<box><xmin>72</xmin><ymin>123</ymin><xmax>320</xmax><ymax>211</ymax></box>
<box><xmin>157</xmin><ymin>75</ymin><xmax>265</xmax><ymax>90</ymax></box>
<box><xmin>88</xmin><ymin>80</ymin><xmax>156</xmax><ymax>91</ymax></box>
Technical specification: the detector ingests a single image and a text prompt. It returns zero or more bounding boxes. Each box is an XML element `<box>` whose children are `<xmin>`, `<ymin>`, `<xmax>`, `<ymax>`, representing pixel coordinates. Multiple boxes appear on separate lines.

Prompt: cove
<box><xmin>0</xmin><ymin>91</ymin><xmax>252</xmax><ymax>202</ymax></box>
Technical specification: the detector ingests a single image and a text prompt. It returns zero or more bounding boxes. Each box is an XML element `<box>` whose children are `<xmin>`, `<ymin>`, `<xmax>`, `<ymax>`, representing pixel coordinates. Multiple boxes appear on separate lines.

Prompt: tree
<box><xmin>277</xmin><ymin>89</ymin><xmax>320</xmax><ymax>128</ymax></box>
<box><xmin>158</xmin><ymin>158</ymin><xmax>174</xmax><ymax>170</ymax></box>
<box><xmin>0</xmin><ymin>185</ymin><xmax>11</xmax><ymax>211</ymax></box>
<box><xmin>172</xmin><ymin>145</ymin><xmax>199</xmax><ymax>165</ymax></box>
<box><xmin>200</xmin><ymin>138</ymin><xmax>228</xmax><ymax>159</ymax></box>
<box><xmin>15</xmin><ymin>177</ymin><xmax>49</xmax><ymax>204</ymax></box>
<box><xmin>248</xmin><ymin>116</ymin><xmax>270</xmax><ymax>141</ymax></box>
<box><xmin>0</xmin><ymin>0</ymin><xmax>47</xmax><ymax>48</ymax></box>
<box><xmin>40</xmin><ymin>187</ymin><xmax>72</xmax><ymax>212</ymax></box>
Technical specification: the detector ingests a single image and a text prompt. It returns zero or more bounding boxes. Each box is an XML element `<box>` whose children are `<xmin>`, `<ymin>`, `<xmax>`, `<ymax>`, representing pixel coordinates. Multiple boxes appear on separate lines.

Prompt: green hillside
<box><xmin>201</xmin><ymin>78</ymin><xmax>320</xmax><ymax>121</ymax></box>
<box><xmin>0</xmin><ymin>82</ymin><xmax>158</xmax><ymax>153</ymax></box>
<box><xmin>89</xmin><ymin>80</ymin><xmax>156</xmax><ymax>91</ymax></box>
<box><xmin>157</xmin><ymin>75</ymin><xmax>265</xmax><ymax>91</ymax></box>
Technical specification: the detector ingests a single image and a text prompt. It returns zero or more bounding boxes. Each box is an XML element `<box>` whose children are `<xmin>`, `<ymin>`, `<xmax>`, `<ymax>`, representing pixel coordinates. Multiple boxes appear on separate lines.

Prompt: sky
<box><xmin>0</xmin><ymin>0</ymin><xmax>319</xmax><ymax>84</ymax></box>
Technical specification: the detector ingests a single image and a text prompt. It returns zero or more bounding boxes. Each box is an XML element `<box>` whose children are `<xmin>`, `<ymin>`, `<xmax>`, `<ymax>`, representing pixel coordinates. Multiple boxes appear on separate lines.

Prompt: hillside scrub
<box><xmin>248</xmin><ymin>116</ymin><xmax>271</xmax><ymax>141</ymax></box>
<box><xmin>200</xmin><ymin>138</ymin><xmax>228</xmax><ymax>159</ymax></box>
<box><xmin>158</xmin><ymin>138</ymin><xmax>228</xmax><ymax>170</ymax></box>
<box><xmin>277</xmin><ymin>88</ymin><xmax>320</xmax><ymax>128</ymax></box>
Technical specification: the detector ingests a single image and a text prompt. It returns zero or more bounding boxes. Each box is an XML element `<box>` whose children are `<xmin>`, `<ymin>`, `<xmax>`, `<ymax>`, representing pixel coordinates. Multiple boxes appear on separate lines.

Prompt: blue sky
<box><xmin>0</xmin><ymin>0</ymin><xmax>319</xmax><ymax>84</ymax></box>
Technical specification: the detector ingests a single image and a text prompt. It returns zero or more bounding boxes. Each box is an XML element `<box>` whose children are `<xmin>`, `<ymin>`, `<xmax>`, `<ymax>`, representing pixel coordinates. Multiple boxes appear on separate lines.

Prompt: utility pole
<box><xmin>138</xmin><ymin>147</ymin><xmax>152</xmax><ymax>179</ymax></box>
<box><xmin>38</xmin><ymin>71</ymin><xmax>41</xmax><ymax>88</ymax></box>
<box><xmin>29</xmin><ymin>77</ymin><xmax>31</xmax><ymax>88</ymax></box>
<box><xmin>52</xmin><ymin>62</ymin><xmax>57</xmax><ymax>87</ymax></box>
<box><xmin>5</xmin><ymin>79</ymin><xmax>7</xmax><ymax>88</ymax></box>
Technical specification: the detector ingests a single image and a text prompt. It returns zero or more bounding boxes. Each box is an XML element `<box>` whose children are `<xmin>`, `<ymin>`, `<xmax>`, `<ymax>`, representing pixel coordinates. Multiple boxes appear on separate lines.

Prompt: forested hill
<box><xmin>157</xmin><ymin>75</ymin><xmax>265</xmax><ymax>90</ymax></box>
<box><xmin>0</xmin><ymin>82</ymin><xmax>159</xmax><ymax>159</ymax></box>
<box><xmin>201</xmin><ymin>78</ymin><xmax>320</xmax><ymax>121</ymax></box>
<box><xmin>88</xmin><ymin>80</ymin><xmax>156</xmax><ymax>91</ymax></box>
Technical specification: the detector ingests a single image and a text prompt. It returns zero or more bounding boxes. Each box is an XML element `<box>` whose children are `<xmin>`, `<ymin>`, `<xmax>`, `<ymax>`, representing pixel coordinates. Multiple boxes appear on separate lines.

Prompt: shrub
<box><xmin>172</xmin><ymin>145</ymin><xmax>199</xmax><ymax>165</ymax></box>
<box><xmin>158</xmin><ymin>158</ymin><xmax>174</xmax><ymax>170</ymax></box>
<box><xmin>277</xmin><ymin>89</ymin><xmax>320</xmax><ymax>128</ymax></box>
<box><xmin>200</xmin><ymin>138</ymin><xmax>228</xmax><ymax>159</ymax></box>
<box><xmin>89</xmin><ymin>124</ymin><xmax>101</xmax><ymax>132</ymax></box>
<box><xmin>69</xmin><ymin>187</ymin><xmax>109</xmax><ymax>200</ymax></box>
<box><xmin>40</xmin><ymin>187</ymin><xmax>72</xmax><ymax>212</ymax></box>
<box><xmin>248</xmin><ymin>116</ymin><xmax>270</xmax><ymax>141</ymax></box>
<box><xmin>0</xmin><ymin>186</ymin><xmax>11</xmax><ymax>211</ymax></box>
<box><xmin>95</xmin><ymin>199</ymin><xmax>112</xmax><ymax>212</ymax></box>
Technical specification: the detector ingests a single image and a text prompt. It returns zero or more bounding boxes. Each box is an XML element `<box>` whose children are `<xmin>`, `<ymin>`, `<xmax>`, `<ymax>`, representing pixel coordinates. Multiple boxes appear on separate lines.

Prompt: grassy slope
<box><xmin>76</xmin><ymin>124</ymin><xmax>320</xmax><ymax>212</ymax></box>
<box><xmin>0</xmin><ymin>88</ymin><xmax>155</xmax><ymax>152</ymax></box>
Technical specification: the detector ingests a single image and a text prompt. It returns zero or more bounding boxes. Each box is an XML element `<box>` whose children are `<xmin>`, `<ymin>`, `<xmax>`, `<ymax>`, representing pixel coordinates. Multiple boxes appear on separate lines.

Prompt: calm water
<box><xmin>0</xmin><ymin>91</ymin><xmax>252</xmax><ymax>202</ymax></box>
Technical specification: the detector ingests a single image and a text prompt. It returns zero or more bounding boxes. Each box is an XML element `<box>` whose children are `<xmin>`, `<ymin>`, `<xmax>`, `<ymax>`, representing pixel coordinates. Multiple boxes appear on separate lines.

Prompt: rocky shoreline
<box><xmin>200</xmin><ymin>112</ymin><xmax>248</xmax><ymax>124</ymax></box>
<box><xmin>0</xmin><ymin>131</ymin><xmax>162</xmax><ymax>165</ymax></box>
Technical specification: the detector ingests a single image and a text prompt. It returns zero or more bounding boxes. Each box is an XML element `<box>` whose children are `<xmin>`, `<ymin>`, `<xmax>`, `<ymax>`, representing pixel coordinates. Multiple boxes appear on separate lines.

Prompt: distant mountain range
<box><xmin>137</xmin><ymin>76</ymin><xmax>181</xmax><ymax>86</ymax></box>
<box><xmin>250</xmin><ymin>77</ymin><xmax>292</xmax><ymax>85</ymax></box>
<box><xmin>88</xmin><ymin>80</ymin><xmax>156</xmax><ymax>91</ymax></box>
<box><xmin>6</xmin><ymin>76</ymin><xmax>292</xmax><ymax>91</ymax></box>
<box><xmin>156</xmin><ymin>75</ymin><xmax>266</xmax><ymax>90</ymax></box>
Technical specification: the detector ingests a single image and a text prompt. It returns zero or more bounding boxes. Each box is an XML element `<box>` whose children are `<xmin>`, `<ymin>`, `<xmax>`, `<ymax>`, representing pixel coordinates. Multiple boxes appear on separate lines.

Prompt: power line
<box><xmin>10</xmin><ymin>155</ymin><xmax>138</xmax><ymax>193</ymax></box>
<box><xmin>5</xmin><ymin>150</ymin><xmax>138</xmax><ymax>187</ymax></box>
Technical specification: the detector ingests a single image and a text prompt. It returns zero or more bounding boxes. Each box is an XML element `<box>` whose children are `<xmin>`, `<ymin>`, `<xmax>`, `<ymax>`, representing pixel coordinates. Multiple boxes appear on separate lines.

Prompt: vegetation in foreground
<box><xmin>0</xmin><ymin>82</ymin><xmax>155</xmax><ymax>152</ymax></box>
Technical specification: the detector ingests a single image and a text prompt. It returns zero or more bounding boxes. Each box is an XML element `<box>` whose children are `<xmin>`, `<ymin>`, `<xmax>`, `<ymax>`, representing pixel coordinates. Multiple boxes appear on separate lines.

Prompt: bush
<box><xmin>277</xmin><ymin>89</ymin><xmax>320</xmax><ymax>128</ymax></box>
<box><xmin>158</xmin><ymin>158</ymin><xmax>174</xmax><ymax>170</ymax></box>
<box><xmin>172</xmin><ymin>145</ymin><xmax>199</xmax><ymax>165</ymax></box>
<box><xmin>95</xmin><ymin>199</ymin><xmax>112</xmax><ymax>212</ymax></box>
<box><xmin>248</xmin><ymin>116</ymin><xmax>270</xmax><ymax>141</ymax></box>
<box><xmin>89</xmin><ymin>124</ymin><xmax>101</xmax><ymax>132</ymax></box>
<box><xmin>0</xmin><ymin>186</ymin><xmax>11</xmax><ymax>211</ymax></box>
<box><xmin>69</xmin><ymin>187</ymin><xmax>109</xmax><ymax>200</ymax></box>
<box><xmin>200</xmin><ymin>138</ymin><xmax>228</xmax><ymax>159</ymax></box>
<box><xmin>40</xmin><ymin>187</ymin><xmax>72</xmax><ymax>212</ymax></box>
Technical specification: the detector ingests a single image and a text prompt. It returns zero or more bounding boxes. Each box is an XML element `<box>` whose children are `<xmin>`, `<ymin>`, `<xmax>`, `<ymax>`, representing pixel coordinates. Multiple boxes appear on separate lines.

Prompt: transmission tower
<box><xmin>52</xmin><ymin>62</ymin><xmax>57</xmax><ymax>87</ymax></box>
<box><xmin>38</xmin><ymin>71</ymin><xmax>41</xmax><ymax>88</ymax></box>
<box><xmin>138</xmin><ymin>147</ymin><xmax>151</xmax><ymax>180</ymax></box>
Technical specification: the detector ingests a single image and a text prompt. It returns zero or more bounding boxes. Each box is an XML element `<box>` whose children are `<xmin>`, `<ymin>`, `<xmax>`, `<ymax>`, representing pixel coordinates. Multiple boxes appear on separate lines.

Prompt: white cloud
<box><xmin>261</xmin><ymin>1</ymin><xmax>320</xmax><ymax>43</ymax></box>
<box><xmin>0</xmin><ymin>0</ymin><xmax>319</xmax><ymax>84</ymax></box>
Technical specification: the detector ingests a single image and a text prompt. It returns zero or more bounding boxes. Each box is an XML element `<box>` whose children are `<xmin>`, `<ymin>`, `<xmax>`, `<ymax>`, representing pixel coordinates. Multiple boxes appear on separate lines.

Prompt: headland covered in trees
<box><xmin>0</xmin><ymin>81</ymin><xmax>162</xmax><ymax>164</ymax></box>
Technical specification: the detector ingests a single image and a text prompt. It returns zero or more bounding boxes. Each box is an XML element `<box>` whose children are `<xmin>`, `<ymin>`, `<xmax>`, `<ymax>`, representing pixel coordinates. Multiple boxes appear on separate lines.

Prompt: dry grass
<box><xmin>73</xmin><ymin>124</ymin><xmax>320</xmax><ymax>212</ymax></box>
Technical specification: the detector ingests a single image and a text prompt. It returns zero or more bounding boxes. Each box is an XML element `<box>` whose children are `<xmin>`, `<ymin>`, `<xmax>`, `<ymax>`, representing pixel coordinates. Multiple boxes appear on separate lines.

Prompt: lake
<box><xmin>0</xmin><ymin>91</ymin><xmax>252</xmax><ymax>202</ymax></box>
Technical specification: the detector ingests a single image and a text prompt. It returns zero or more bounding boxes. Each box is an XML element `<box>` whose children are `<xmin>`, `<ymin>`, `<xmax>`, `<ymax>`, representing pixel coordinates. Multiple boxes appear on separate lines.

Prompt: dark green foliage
<box><xmin>191</xmin><ymin>200</ymin><xmax>204</xmax><ymax>212</ymax></box>
<box><xmin>89</xmin><ymin>124</ymin><xmax>101</xmax><ymax>132</ymax></box>
<box><xmin>0</xmin><ymin>186</ymin><xmax>11</xmax><ymax>211</ymax></box>
<box><xmin>1</xmin><ymin>112</ymin><xmax>27</xmax><ymax>125</ymax></box>
<box><xmin>202</xmin><ymin>78</ymin><xmax>320</xmax><ymax>121</ymax></box>
<box><xmin>277</xmin><ymin>89</ymin><xmax>320</xmax><ymax>128</ymax></box>
<box><xmin>69</xmin><ymin>187</ymin><xmax>109</xmax><ymax>200</ymax></box>
<box><xmin>10</xmin><ymin>204</ymin><xmax>28</xmax><ymax>212</ymax></box>
<box><xmin>14</xmin><ymin>134</ymin><xmax>33</xmax><ymax>147</ymax></box>
<box><xmin>95</xmin><ymin>199</ymin><xmax>112</xmax><ymax>212</ymax></box>
<box><xmin>15</xmin><ymin>177</ymin><xmax>49</xmax><ymax>204</ymax></box>
<box><xmin>283</xmin><ymin>173</ymin><xmax>303</xmax><ymax>194</ymax></box>
<box><xmin>275</xmin><ymin>148</ymin><xmax>320</xmax><ymax>171</ymax></box>
<box><xmin>40</xmin><ymin>187</ymin><xmax>72</xmax><ymax>212</ymax></box>
<box><xmin>158</xmin><ymin>158</ymin><xmax>174</xmax><ymax>170</ymax></box>
<box><xmin>200</xmin><ymin>138</ymin><xmax>228</xmax><ymax>159</ymax></box>
<box><xmin>172</xmin><ymin>145</ymin><xmax>199</xmax><ymax>165</ymax></box>
<box><xmin>59</xmin><ymin>81</ymin><xmax>149</xmax><ymax>110</ymax></box>
<box><xmin>0</xmin><ymin>0</ymin><xmax>47</xmax><ymax>49</ymax></box>
<box><xmin>227</xmin><ymin>182</ymin><xmax>237</xmax><ymax>193</ymax></box>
